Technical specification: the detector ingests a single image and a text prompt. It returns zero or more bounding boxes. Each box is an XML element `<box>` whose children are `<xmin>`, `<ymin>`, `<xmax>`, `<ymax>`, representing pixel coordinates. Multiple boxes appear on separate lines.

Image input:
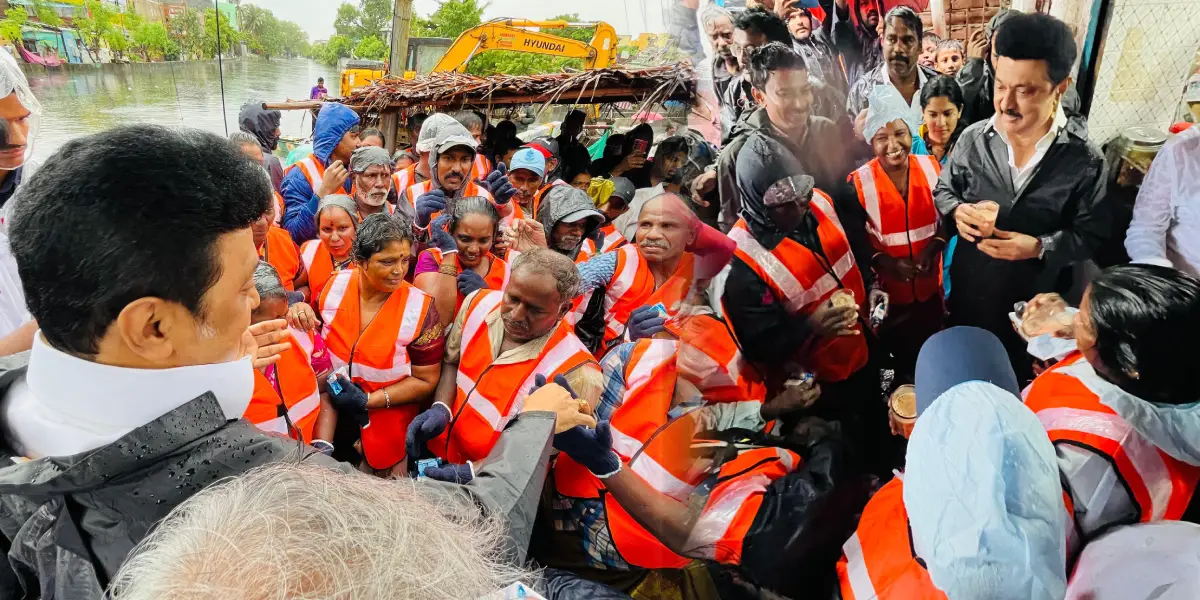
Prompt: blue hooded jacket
<box><xmin>281</xmin><ymin>103</ymin><xmax>360</xmax><ymax>241</ymax></box>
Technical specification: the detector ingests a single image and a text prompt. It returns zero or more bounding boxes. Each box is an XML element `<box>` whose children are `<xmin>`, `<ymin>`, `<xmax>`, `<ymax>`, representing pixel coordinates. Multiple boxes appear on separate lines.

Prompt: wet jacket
<box><xmin>282</xmin><ymin>103</ymin><xmax>359</xmax><ymax>241</ymax></box>
<box><xmin>830</xmin><ymin>0</ymin><xmax>882</xmax><ymax>89</ymax></box>
<box><xmin>933</xmin><ymin>118</ymin><xmax>1109</xmax><ymax>348</ymax></box>
<box><xmin>0</xmin><ymin>353</ymin><xmax>558</xmax><ymax>599</ymax></box>
<box><xmin>956</xmin><ymin>58</ymin><xmax>1085</xmax><ymax>128</ymax></box>
<box><xmin>238</xmin><ymin>101</ymin><xmax>284</xmax><ymax>192</ymax></box>
<box><xmin>535</xmin><ymin>186</ymin><xmax>603</xmax><ymax>263</ymax></box>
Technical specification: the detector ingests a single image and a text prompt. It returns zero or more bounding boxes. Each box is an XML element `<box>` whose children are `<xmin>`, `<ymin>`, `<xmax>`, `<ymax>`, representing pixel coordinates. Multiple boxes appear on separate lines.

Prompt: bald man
<box><xmin>574</xmin><ymin>193</ymin><xmax>735</xmax><ymax>356</ymax></box>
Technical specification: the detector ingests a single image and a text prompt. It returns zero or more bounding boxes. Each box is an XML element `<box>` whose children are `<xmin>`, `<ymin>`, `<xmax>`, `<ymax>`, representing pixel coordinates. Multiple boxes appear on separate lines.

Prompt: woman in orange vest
<box><xmin>850</xmin><ymin>89</ymin><xmax>947</xmax><ymax>375</ymax></box>
<box><xmin>318</xmin><ymin>214</ymin><xmax>445</xmax><ymax>476</ymax></box>
<box><xmin>244</xmin><ymin>262</ymin><xmax>335</xmax><ymax>448</ymax></box>
<box><xmin>1022</xmin><ymin>265</ymin><xmax>1200</xmax><ymax>556</ymax></box>
<box><xmin>253</xmin><ymin>194</ymin><xmax>309</xmax><ymax>299</ymax></box>
<box><xmin>413</xmin><ymin>197</ymin><xmax>510</xmax><ymax>328</ymax></box>
<box><xmin>300</xmin><ymin>194</ymin><xmax>359</xmax><ymax>300</ymax></box>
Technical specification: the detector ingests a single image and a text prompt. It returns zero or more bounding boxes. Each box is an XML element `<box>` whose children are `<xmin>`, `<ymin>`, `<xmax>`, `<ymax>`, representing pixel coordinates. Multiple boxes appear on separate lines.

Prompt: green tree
<box><xmin>203</xmin><ymin>7</ymin><xmax>239</xmax><ymax>58</ymax></box>
<box><xmin>169</xmin><ymin>7</ymin><xmax>204</xmax><ymax>60</ymax></box>
<box><xmin>358</xmin><ymin>0</ymin><xmax>392</xmax><ymax>39</ymax></box>
<box><xmin>0</xmin><ymin>7</ymin><xmax>27</xmax><ymax>44</ymax></box>
<box><xmin>132</xmin><ymin>21</ymin><xmax>172</xmax><ymax>61</ymax></box>
<box><xmin>333</xmin><ymin>3</ymin><xmax>361</xmax><ymax>38</ymax></box>
<box><xmin>354</xmin><ymin>34</ymin><xmax>388</xmax><ymax>61</ymax></box>
<box><xmin>103</xmin><ymin>29</ymin><xmax>129</xmax><ymax>61</ymax></box>
<box><xmin>32</xmin><ymin>0</ymin><xmax>62</xmax><ymax>28</ymax></box>
<box><xmin>411</xmin><ymin>0</ymin><xmax>486</xmax><ymax>39</ymax></box>
<box><xmin>319</xmin><ymin>34</ymin><xmax>354</xmax><ymax>66</ymax></box>
<box><xmin>74</xmin><ymin>1</ymin><xmax>118</xmax><ymax>63</ymax></box>
<box><xmin>279</xmin><ymin>21</ymin><xmax>309</xmax><ymax>57</ymax></box>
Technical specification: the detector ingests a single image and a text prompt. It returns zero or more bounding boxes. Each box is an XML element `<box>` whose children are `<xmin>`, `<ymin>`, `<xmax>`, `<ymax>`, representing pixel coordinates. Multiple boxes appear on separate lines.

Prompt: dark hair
<box><xmin>883</xmin><ymin>6</ymin><xmax>923</xmax><ymax>42</ymax></box>
<box><xmin>1087</xmin><ymin>264</ymin><xmax>1200</xmax><ymax>404</ymax></box>
<box><xmin>352</xmin><ymin>213</ymin><xmax>413</xmax><ymax>264</ymax></box>
<box><xmin>656</xmin><ymin>136</ymin><xmax>690</xmax><ymax>161</ymax></box>
<box><xmin>733</xmin><ymin>7</ymin><xmax>791</xmax><ymax>46</ymax></box>
<box><xmin>565</xmin><ymin>109</ymin><xmax>586</xmax><ymax>123</ymax></box>
<box><xmin>317</xmin><ymin>77</ymin><xmax>324</xmax><ymax>82</ymax></box>
<box><xmin>563</xmin><ymin>162</ymin><xmax>591</xmax><ymax>185</ymax></box>
<box><xmin>993</xmin><ymin>12</ymin><xmax>1077</xmax><ymax>85</ymax></box>
<box><xmin>450</xmin><ymin>196</ymin><xmax>500</xmax><ymax>237</ymax></box>
<box><xmin>360</xmin><ymin>127</ymin><xmax>384</xmax><ymax>142</ymax></box>
<box><xmin>747</xmin><ymin>42</ymin><xmax>808</xmax><ymax>90</ymax></box>
<box><xmin>10</xmin><ymin>125</ymin><xmax>269</xmax><ymax>356</ymax></box>
<box><xmin>920</xmin><ymin>75</ymin><xmax>965</xmax><ymax>110</ymax></box>
<box><xmin>407</xmin><ymin>112</ymin><xmax>427</xmax><ymax>132</ymax></box>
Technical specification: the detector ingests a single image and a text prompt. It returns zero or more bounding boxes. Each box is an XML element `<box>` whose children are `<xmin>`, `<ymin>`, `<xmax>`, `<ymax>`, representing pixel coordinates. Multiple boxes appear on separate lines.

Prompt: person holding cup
<box><xmin>933</xmin><ymin>13</ymin><xmax>1109</xmax><ymax>382</ymax></box>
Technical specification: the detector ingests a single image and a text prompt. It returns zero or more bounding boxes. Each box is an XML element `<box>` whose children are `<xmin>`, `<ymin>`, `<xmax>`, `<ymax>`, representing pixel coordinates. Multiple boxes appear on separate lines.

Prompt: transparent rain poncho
<box><xmin>0</xmin><ymin>50</ymin><xmax>41</xmax><ymax>170</ymax></box>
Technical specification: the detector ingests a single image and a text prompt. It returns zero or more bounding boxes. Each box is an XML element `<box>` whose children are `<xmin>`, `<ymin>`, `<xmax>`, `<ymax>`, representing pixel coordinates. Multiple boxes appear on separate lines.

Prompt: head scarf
<box><xmin>349</xmin><ymin>146</ymin><xmax>393</xmax><ymax>174</ymax></box>
<box><xmin>536</xmin><ymin>185</ymin><xmax>604</xmax><ymax>259</ymax></box>
<box><xmin>415</xmin><ymin>113</ymin><xmax>460</xmax><ymax>154</ymax></box>
<box><xmin>315</xmin><ymin>194</ymin><xmax>359</xmax><ymax>226</ymax></box>
<box><xmin>0</xmin><ymin>51</ymin><xmax>39</xmax><ymax>170</ymax></box>
<box><xmin>864</xmin><ymin>84</ymin><xmax>920</xmax><ymax>141</ymax></box>
<box><xmin>238</xmin><ymin>100</ymin><xmax>282</xmax><ymax>153</ymax></box>
<box><xmin>734</xmin><ymin>133</ymin><xmax>808</xmax><ymax>244</ymax></box>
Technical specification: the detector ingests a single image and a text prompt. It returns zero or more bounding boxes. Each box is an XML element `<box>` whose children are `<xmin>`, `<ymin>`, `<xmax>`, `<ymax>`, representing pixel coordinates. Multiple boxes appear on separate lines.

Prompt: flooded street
<box><xmin>22</xmin><ymin>58</ymin><xmax>337</xmax><ymax>163</ymax></box>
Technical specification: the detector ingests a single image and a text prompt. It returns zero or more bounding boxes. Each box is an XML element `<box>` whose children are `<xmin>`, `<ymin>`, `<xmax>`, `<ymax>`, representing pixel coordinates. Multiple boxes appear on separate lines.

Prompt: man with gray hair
<box><xmin>701</xmin><ymin>4</ymin><xmax>740</xmax><ymax>106</ymax></box>
<box><xmin>406</xmin><ymin>247</ymin><xmax>602</xmax><ymax>484</ymax></box>
<box><xmin>349</xmin><ymin>145</ymin><xmax>401</xmax><ymax>220</ymax></box>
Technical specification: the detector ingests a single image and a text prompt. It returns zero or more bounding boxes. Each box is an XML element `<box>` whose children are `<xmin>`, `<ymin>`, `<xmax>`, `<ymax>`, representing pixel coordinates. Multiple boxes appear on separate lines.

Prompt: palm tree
<box><xmin>238</xmin><ymin>4</ymin><xmax>267</xmax><ymax>39</ymax></box>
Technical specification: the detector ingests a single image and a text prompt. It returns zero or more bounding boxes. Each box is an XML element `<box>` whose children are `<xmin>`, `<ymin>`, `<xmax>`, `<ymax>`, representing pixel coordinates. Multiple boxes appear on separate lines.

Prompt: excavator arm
<box><xmin>432</xmin><ymin>19</ymin><xmax>619</xmax><ymax>73</ymax></box>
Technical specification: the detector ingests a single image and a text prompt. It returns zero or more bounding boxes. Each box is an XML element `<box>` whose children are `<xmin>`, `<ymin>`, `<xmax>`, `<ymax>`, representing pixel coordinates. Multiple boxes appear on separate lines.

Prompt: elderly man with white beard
<box><xmin>349</xmin><ymin>145</ymin><xmax>400</xmax><ymax>221</ymax></box>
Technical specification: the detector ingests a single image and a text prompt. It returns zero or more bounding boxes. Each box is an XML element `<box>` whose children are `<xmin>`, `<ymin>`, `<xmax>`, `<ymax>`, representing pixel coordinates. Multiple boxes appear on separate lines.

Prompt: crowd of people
<box><xmin>0</xmin><ymin>2</ymin><xmax>1195</xmax><ymax>599</ymax></box>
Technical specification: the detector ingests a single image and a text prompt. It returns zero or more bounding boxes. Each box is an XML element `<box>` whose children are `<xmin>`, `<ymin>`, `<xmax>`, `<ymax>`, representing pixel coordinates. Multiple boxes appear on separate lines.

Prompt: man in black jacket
<box><xmin>935</xmin><ymin>13</ymin><xmax>1109</xmax><ymax>381</ymax></box>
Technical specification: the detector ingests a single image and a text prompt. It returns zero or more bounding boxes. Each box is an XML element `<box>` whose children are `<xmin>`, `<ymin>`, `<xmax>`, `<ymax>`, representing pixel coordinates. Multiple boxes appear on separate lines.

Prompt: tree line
<box><xmin>308</xmin><ymin>0</ymin><xmax>597</xmax><ymax>77</ymax></box>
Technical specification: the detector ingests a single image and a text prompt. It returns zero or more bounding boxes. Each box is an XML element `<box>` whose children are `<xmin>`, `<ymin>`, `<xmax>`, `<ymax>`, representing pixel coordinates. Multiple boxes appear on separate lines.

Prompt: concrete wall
<box><xmin>1087</xmin><ymin>0</ymin><xmax>1200</xmax><ymax>142</ymax></box>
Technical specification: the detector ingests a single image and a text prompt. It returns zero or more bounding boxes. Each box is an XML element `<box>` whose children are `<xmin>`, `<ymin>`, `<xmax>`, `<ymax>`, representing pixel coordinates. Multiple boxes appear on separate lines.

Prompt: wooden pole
<box><xmin>386</xmin><ymin>0</ymin><xmax>414</xmax><ymax>151</ymax></box>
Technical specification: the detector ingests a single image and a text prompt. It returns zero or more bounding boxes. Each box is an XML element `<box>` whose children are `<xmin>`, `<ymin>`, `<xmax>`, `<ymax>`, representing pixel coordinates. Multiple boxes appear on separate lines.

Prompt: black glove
<box><xmin>587</xmin><ymin>227</ymin><xmax>606</xmax><ymax>252</ymax></box>
<box><xmin>554</xmin><ymin>422</ymin><xmax>621</xmax><ymax>478</ymax></box>
<box><xmin>415</xmin><ymin>189</ymin><xmax>447</xmax><ymax>228</ymax></box>
<box><xmin>627</xmin><ymin>305</ymin><xmax>667</xmax><ymax>341</ymax></box>
<box><xmin>406</xmin><ymin>402</ymin><xmax>452</xmax><ymax>463</ymax></box>
<box><xmin>457</xmin><ymin>270</ymin><xmax>488</xmax><ymax>297</ymax></box>
<box><xmin>479</xmin><ymin>163</ymin><xmax>516</xmax><ymax>205</ymax></box>
<box><xmin>329</xmin><ymin>374</ymin><xmax>369</xmax><ymax>427</ymax></box>
<box><xmin>428</xmin><ymin>215</ymin><xmax>458</xmax><ymax>254</ymax></box>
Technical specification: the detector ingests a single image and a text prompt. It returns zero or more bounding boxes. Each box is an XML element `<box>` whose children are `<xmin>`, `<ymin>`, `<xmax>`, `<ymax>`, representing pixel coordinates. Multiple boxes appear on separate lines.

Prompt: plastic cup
<box><xmin>830</xmin><ymin>289</ymin><xmax>857</xmax><ymax>310</ymax></box>
<box><xmin>976</xmin><ymin>201</ymin><xmax>1000</xmax><ymax>238</ymax></box>
<box><xmin>889</xmin><ymin>384</ymin><xmax>917</xmax><ymax>439</ymax></box>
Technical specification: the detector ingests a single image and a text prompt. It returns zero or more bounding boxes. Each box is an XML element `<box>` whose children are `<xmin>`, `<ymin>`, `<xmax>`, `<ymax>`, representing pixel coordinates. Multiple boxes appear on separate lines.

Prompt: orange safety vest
<box><xmin>667</xmin><ymin>313</ymin><xmax>767</xmax><ymax>405</ymax></box>
<box><xmin>419</xmin><ymin>247</ymin><xmax>511</xmax><ymax>317</ymax></box>
<box><xmin>318</xmin><ymin>269</ymin><xmax>434</xmax><ymax>470</ymax></box>
<box><xmin>288</xmin><ymin>155</ymin><xmax>351</xmax><ymax>199</ymax></box>
<box><xmin>555</xmin><ymin>338</ymin><xmax>698</xmax><ymax>569</ymax></box>
<box><xmin>685</xmin><ymin>446</ymin><xmax>801</xmax><ymax>565</ymax></box>
<box><xmin>246</xmin><ymin>328</ymin><xmax>322</xmax><ymax>442</ymax></box>
<box><xmin>599</xmin><ymin>223</ymin><xmax>628</xmax><ymax>253</ymax></box>
<box><xmin>851</xmin><ymin>155</ymin><xmax>942</xmax><ymax>304</ymax></box>
<box><xmin>272</xmin><ymin>191</ymin><xmax>284</xmax><ymax>226</ymax></box>
<box><xmin>602</xmin><ymin>245</ymin><xmax>696</xmax><ymax>352</ymax></box>
<box><xmin>1025</xmin><ymin>352</ymin><xmax>1200</xmax><ymax>525</ymax></box>
<box><xmin>260</xmin><ymin>226</ymin><xmax>302</xmax><ymax>292</ymax></box>
<box><xmin>300</xmin><ymin>240</ymin><xmax>352</xmax><ymax>300</ymax></box>
<box><xmin>393</xmin><ymin>165</ymin><xmax>418</xmax><ymax>208</ymax></box>
<box><xmin>471</xmin><ymin>153</ymin><xmax>494</xmax><ymax>182</ymax></box>
<box><xmin>837</xmin><ymin>478</ymin><xmax>947</xmax><ymax>600</ymax></box>
<box><xmin>727</xmin><ymin>191</ymin><xmax>868</xmax><ymax>382</ymax></box>
<box><xmin>433</xmin><ymin>290</ymin><xmax>595</xmax><ymax>464</ymax></box>
<box><xmin>404</xmin><ymin>179</ymin><xmax>514</xmax><ymax>225</ymax></box>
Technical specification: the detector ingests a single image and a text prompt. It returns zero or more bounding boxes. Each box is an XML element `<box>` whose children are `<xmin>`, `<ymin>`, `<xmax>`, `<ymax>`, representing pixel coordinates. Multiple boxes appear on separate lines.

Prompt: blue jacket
<box><xmin>282</xmin><ymin>103</ymin><xmax>359</xmax><ymax>241</ymax></box>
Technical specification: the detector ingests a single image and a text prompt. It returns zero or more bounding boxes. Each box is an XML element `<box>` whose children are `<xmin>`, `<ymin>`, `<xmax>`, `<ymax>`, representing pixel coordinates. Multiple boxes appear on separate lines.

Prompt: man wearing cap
<box><xmin>536</xmin><ymin>186</ymin><xmax>606</xmax><ymax>264</ymax></box>
<box><xmin>526</xmin><ymin>137</ymin><xmax>567</xmax><ymax>188</ymax></box>
<box><xmin>281</xmin><ymin>103</ymin><xmax>361</xmax><ymax>242</ymax></box>
<box><xmin>836</xmin><ymin>326</ymin><xmax>1068</xmax><ymax>600</ymax></box>
<box><xmin>348</xmin><ymin>146</ymin><xmax>398</xmax><ymax>221</ymax></box>
<box><xmin>507</xmin><ymin>147</ymin><xmax>547</xmax><ymax>216</ymax></box>
<box><xmin>406</xmin><ymin>123</ymin><xmax>503</xmax><ymax>230</ymax></box>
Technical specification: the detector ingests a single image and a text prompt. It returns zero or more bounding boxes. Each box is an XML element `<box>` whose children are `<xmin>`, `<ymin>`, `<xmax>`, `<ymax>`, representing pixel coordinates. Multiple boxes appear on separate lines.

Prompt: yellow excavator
<box><xmin>432</xmin><ymin>18</ymin><xmax>620</xmax><ymax>73</ymax></box>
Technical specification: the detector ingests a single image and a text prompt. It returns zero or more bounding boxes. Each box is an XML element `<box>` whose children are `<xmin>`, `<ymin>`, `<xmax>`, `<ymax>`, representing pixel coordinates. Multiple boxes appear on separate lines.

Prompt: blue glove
<box><xmin>406</xmin><ymin>402</ymin><xmax>452</xmax><ymax>463</ymax></box>
<box><xmin>424</xmin><ymin>462</ymin><xmax>474</xmax><ymax>484</ymax></box>
<box><xmin>415</xmin><ymin>189</ymin><xmax>446</xmax><ymax>228</ymax></box>
<box><xmin>329</xmin><ymin>375</ymin><xmax>369</xmax><ymax>427</ymax></box>
<box><xmin>554</xmin><ymin>422</ymin><xmax>621</xmax><ymax>478</ymax></box>
<box><xmin>310</xmin><ymin>439</ymin><xmax>335</xmax><ymax>456</ymax></box>
<box><xmin>429</xmin><ymin>215</ymin><xmax>458</xmax><ymax>253</ymax></box>
<box><xmin>479</xmin><ymin>163</ymin><xmax>516</xmax><ymax>205</ymax></box>
<box><xmin>457</xmin><ymin>270</ymin><xmax>488</xmax><ymax>297</ymax></box>
<box><xmin>627</xmin><ymin>305</ymin><xmax>667</xmax><ymax>341</ymax></box>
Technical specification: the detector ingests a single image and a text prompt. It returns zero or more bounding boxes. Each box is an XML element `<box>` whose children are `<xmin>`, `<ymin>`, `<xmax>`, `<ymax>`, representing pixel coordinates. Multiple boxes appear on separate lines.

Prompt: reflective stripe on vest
<box><xmin>439</xmin><ymin>290</ymin><xmax>595</xmax><ymax>463</ymax></box>
<box><xmin>471</xmin><ymin>154</ymin><xmax>493</xmax><ymax>181</ymax></box>
<box><xmin>855</xmin><ymin>156</ymin><xmax>940</xmax><ymax>248</ymax></box>
<box><xmin>837</xmin><ymin>478</ymin><xmax>947</xmax><ymax>600</ymax></box>
<box><xmin>292</xmin><ymin>156</ymin><xmax>324</xmax><ymax>191</ymax></box>
<box><xmin>684</xmin><ymin>447</ymin><xmax>800</xmax><ymax>564</ymax></box>
<box><xmin>423</xmin><ymin>248</ymin><xmax>510</xmax><ymax>318</ymax></box>
<box><xmin>602</xmin><ymin>245</ymin><xmax>695</xmax><ymax>346</ymax></box>
<box><xmin>670</xmin><ymin>314</ymin><xmax>767</xmax><ymax>406</ymax></box>
<box><xmin>1025</xmin><ymin>353</ymin><xmax>1200</xmax><ymax>524</ymax></box>
<box><xmin>247</xmin><ymin>329</ymin><xmax>321</xmax><ymax>441</ymax></box>
<box><xmin>599</xmin><ymin>224</ymin><xmax>627</xmax><ymax>253</ymax></box>
<box><xmin>577</xmin><ymin>238</ymin><xmax>597</xmax><ymax>264</ymax></box>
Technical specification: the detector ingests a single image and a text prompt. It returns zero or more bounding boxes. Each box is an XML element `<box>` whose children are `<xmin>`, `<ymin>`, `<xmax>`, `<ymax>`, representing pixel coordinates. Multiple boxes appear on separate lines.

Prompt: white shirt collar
<box><xmin>4</xmin><ymin>333</ymin><xmax>254</xmax><ymax>458</ymax></box>
<box><xmin>879</xmin><ymin>62</ymin><xmax>928</xmax><ymax>113</ymax></box>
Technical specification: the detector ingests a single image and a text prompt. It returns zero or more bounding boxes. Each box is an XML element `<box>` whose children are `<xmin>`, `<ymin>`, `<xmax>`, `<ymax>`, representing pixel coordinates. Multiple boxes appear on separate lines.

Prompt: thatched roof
<box><xmin>341</xmin><ymin>64</ymin><xmax>695</xmax><ymax>114</ymax></box>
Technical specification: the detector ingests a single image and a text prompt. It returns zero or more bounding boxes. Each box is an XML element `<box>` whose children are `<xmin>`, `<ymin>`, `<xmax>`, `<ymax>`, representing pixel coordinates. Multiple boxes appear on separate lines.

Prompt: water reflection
<box><xmin>24</xmin><ymin>58</ymin><xmax>337</xmax><ymax>162</ymax></box>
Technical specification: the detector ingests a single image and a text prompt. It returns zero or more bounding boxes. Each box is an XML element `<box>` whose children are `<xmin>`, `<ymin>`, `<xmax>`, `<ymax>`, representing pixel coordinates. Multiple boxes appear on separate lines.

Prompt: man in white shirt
<box><xmin>845</xmin><ymin>6</ymin><xmax>937</xmax><ymax>132</ymax></box>
<box><xmin>934</xmin><ymin>12</ymin><xmax>1110</xmax><ymax>381</ymax></box>
<box><xmin>0</xmin><ymin>50</ymin><xmax>42</xmax><ymax>355</ymax></box>
<box><xmin>1125</xmin><ymin>123</ymin><xmax>1200</xmax><ymax>277</ymax></box>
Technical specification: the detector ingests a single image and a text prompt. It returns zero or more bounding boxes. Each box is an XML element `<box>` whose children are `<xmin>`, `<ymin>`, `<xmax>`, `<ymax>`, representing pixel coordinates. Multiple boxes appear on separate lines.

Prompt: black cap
<box><xmin>915</xmin><ymin>327</ymin><xmax>1020</xmax><ymax>416</ymax></box>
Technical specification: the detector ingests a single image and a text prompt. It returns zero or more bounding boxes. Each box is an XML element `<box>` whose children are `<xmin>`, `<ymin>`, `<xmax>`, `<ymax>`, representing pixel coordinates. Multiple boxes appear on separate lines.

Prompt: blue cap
<box><xmin>915</xmin><ymin>327</ymin><xmax>1019</xmax><ymax>416</ymax></box>
<box><xmin>508</xmin><ymin>147</ymin><xmax>546</xmax><ymax>178</ymax></box>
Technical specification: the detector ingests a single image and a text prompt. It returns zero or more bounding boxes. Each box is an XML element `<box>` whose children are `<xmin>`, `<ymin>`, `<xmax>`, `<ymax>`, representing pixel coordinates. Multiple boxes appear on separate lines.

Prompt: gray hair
<box><xmin>450</xmin><ymin>196</ymin><xmax>500</xmax><ymax>233</ymax></box>
<box><xmin>511</xmin><ymin>247</ymin><xmax>580</xmax><ymax>302</ymax></box>
<box><xmin>253</xmin><ymin>261</ymin><xmax>287</xmax><ymax>302</ymax></box>
<box><xmin>107</xmin><ymin>463</ymin><xmax>537</xmax><ymax>600</ymax></box>
<box><xmin>316</xmin><ymin>194</ymin><xmax>359</xmax><ymax>226</ymax></box>
<box><xmin>350</xmin><ymin>145</ymin><xmax>394</xmax><ymax>174</ymax></box>
<box><xmin>454</xmin><ymin>111</ymin><xmax>483</xmax><ymax>131</ymax></box>
<box><xmin>228</xmin><ymin>131</ymin><xmax>260</xmax><ymax>149</ymax></box>
<box><xmin>700</xmin><ymin>4</ymin><xmax>734</xmax><ymax>32</ymax></box>
<box><xmin>352</xmin><ymin>212</ymin><xmax>412</xmax><ymax>264</ymax></box>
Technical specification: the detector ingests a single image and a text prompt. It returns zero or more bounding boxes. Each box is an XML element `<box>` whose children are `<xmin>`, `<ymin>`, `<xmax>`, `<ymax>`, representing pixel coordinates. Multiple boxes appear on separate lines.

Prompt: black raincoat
<box><xmin>238</xmin><ymin>101</ymin><xmax>284</xmax><ymax>192</ymax></box>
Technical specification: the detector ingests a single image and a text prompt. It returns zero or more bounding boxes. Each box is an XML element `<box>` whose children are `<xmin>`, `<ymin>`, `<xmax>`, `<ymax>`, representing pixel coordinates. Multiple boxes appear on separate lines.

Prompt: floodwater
<box><xmin>23</xmin><ymin>58</ymin><xmax>337</xmax><ymax>163</ymax></box>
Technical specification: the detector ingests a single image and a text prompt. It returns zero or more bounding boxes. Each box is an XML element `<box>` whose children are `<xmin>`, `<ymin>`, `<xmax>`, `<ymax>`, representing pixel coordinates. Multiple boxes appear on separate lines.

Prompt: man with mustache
<box><xmin>348</xmin><ymin>146</ymin><xmax>399</xmax><ymax>221</ymax></box>
<box><xmin>408</xmin><ymin>124</ymin><xmax>503</xmax><ymax>231</ymax></box>
<box><xmin>535</xmin><ymin>185</ymin><xmax>605</xmax><ymax>264</ymax></box>
<box><xmin>831</xmin><ymin>0</ymin><xmax>884</xmax><ymax>88</ymax></box>
<box><xmin>506</xmin><ymin>147</ymin><xmax>546</xmax><ymax>216</ymax></box>
<box><xmin>780</xmin><ymin>0</ymin><xmax>846</xmax><ymax>95</ymax></box>
<box><xmin>700</xmin><ymin>4</ymin><xmax>741</xmax><ymax>136</ymax></box>
<box><xmin>934</xmin><ymin>13</ymin><xmax>1108</xmax><ymax>382</ymax></box>
<box><xmin>846</xmin><ymin>6</ymin><xmax>937</xmax><ymax>133</ymax></box>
